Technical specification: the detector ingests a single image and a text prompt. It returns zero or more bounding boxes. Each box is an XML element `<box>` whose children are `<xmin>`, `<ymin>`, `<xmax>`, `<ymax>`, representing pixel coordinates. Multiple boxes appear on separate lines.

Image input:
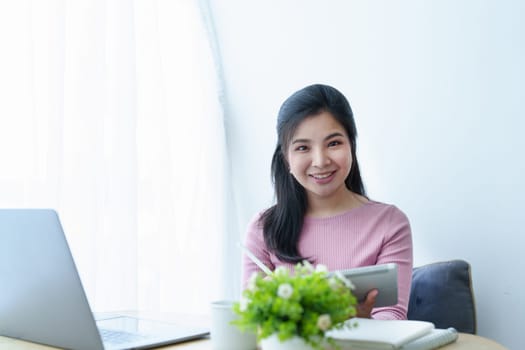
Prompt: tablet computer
<box><xmin>329</xmin><ymin>263</ymin><xmax>398</xmax><ymax>307</ymax></box>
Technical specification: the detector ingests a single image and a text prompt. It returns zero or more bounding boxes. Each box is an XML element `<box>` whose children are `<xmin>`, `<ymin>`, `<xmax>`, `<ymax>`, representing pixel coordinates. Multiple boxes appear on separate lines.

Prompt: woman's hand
<box><xmin>356</xmin><ymin>289</ymin><xmax>378</xmax><ymax>318</ymax></box>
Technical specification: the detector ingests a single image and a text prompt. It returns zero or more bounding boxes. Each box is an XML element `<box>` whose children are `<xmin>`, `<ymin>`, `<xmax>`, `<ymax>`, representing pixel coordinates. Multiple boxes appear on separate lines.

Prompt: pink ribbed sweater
<box><xmin>242</xmin><ymin>200</ymin><xmax>413</xmax><ymax>320</ymax></box>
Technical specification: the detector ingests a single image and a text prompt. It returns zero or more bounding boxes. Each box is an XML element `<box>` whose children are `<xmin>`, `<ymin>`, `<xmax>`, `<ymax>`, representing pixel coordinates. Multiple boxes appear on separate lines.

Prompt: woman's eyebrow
<box><xmin>324</xmin><ymin>132</ymin><xmax>345</xmax><ymax>141</ymax></box>
<box><xmin>291</xmin><ymin>132</ymin><xmax>345</xmax><ymax>145</ymax></box>
<box><xmin>291</xmin><ymin>138</ymin><xmax>310</xmax><ymax>145</ymax></box>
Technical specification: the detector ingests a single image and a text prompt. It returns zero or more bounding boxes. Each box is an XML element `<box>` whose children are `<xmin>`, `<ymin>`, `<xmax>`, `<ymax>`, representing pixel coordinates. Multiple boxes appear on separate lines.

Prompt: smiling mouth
<box><xmin>309</xmin><ymin>171</ymin><xmax>335</xmax><ymax>179</ymax></box>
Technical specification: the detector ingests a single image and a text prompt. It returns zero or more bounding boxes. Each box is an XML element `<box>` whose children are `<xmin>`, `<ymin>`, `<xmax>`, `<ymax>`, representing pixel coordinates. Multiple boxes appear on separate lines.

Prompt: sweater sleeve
<box><xmin>241</xmin><ymin>213</ymin><xmax>275</xmax><ymax>289</ymax></box>
<box><xmin>371</xmin><ymin>206</ymin><xmax>413</xmax><ymax>320</ymax></box>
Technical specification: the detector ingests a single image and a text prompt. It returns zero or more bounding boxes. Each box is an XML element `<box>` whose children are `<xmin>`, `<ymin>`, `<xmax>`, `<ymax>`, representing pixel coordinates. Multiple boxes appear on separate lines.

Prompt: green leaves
<box><xmin>232</xmin><ymin>262</ymin><xmax>357</xmax><ymax>350</ymax></box>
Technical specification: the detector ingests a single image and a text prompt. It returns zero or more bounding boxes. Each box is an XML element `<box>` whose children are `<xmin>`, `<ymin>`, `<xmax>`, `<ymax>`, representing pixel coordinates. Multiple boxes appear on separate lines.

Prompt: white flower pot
<box><xmin>260</xmin><ymin>334</ymin><xmax>316</xmax><ymax>350</ymax></box>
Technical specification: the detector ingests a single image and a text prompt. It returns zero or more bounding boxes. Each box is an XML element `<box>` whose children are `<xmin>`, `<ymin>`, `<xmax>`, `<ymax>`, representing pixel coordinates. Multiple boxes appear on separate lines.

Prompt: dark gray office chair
<box><xmin>407</xmin><ymin>260</ymin><xmax>477</xmax><ymax>334</ymax></box>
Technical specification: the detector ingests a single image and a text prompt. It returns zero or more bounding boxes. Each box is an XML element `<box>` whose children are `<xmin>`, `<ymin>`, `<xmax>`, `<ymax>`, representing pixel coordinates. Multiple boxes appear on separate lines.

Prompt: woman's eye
<box><xmin>295</xmin><ymin>145</ymin><xmax>308</xmax><ymax>151</ymax></box>
<box><xmin>328</xmin><ymin>140</ymin><xmax>341</xmax><ymax>147</ymax></box>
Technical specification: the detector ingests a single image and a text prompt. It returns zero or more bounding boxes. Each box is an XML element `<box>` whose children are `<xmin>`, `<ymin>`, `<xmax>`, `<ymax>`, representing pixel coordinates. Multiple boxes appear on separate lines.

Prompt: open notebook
<box><xmin>0</xmin><ymin>209</ymin><xmax>209</xmax><ymax>350</ymax></box>
<box><xmin>327</xmin><ymin>318</ymin><xmax>458</xmax><ymax>350</ymax></box>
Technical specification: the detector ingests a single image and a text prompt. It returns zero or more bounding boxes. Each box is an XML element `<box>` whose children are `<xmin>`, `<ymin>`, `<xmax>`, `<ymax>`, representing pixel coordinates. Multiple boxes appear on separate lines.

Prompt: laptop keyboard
<box><xmin>99</xmin><ymin>328</ymin><xmax>152</xmax><ymax>345</ymax></box>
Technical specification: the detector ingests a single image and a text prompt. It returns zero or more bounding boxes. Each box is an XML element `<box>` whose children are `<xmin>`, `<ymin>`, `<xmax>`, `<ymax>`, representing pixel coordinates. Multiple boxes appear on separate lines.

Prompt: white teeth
<box><xmin>312</xmin><ymin>173</ymin><xmax>332</xmax><ymax>179</ymax></box>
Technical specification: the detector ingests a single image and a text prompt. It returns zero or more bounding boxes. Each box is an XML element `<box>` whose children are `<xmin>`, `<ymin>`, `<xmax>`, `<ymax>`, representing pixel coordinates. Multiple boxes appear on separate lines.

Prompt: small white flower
<box><xmin>315</xmin><ymin>264</ymin><xmax>328</xmax><ymax>273</ymax></box>
<box><xmin>239</xmin><ymin>296</ymin><xmax>249</xmax><ymax>312</ymax></box>
<box><xmin>334</xmin><ymin>271</ymin><xmax>355</xmax><ymax>290</ymax></box>
<box><xmin>277</xmin><ymin>283</ymin><xmax>293</xmax><ymax>299</ymax></box>
<box><xmin>274</xmin><ymin>266</ymin><xmax>288</xmax><ymax>276</ymax></box>
<box><xmin>302</xmin><ymin>260</ymin><xmax>315</xmax><ymax>272</ymax></box>
<box><xmin>317</xmin><ymin>314</ymin><xmax>332</xmax><ymax>331</ymax></box>
<box><xmin>328</xmin><ymin>277</ymin><xmax>339</xmax><ymax>290</ymax></box>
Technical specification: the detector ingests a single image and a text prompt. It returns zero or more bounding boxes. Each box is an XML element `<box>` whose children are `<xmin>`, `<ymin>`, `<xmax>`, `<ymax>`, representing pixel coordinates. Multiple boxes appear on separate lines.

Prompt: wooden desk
<box><xmin>0</xmin><ymin>333</ymin><xmax>508</xmax><ymax>350</ymax></box>
<box><xmin>0</xmin><ymin>312</ymin><xmax>508</xmax><ymax>350</ymax></box>
<box><xmin>157</xmin><ymin>334</ymin><xmax>507</xmax><ymax>350</ymax></box>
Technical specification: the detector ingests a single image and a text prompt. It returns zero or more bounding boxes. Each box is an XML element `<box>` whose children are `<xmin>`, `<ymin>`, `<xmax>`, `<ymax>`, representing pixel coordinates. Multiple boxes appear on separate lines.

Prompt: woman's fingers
<box><xmin>356</xmin><ymin>289</ymin><xmax>378</xmax><ymax>318</ymax></box>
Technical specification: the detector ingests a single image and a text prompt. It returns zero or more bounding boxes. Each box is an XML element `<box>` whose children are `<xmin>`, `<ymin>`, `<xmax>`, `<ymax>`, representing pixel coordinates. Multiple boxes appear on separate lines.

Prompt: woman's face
<box><xmin>285</xmin><ymin>111</ymin><xmax>352</xmax><ymax>202</ymax></box>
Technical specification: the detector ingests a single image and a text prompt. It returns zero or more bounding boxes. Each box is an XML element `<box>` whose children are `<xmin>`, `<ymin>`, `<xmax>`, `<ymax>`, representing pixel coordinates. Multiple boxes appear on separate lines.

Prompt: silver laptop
<box><xmin>0</xmin><ymin>209</ymin><xmax>209</xmax><ymax>349</ymax></box>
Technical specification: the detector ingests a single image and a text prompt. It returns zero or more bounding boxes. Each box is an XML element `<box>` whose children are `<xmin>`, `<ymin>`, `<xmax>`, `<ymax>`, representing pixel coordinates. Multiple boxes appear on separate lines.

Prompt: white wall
<box><xmin>209</xmin><ymin>1</ymin><xmax>525</xmax><ymax>348</ymax></box>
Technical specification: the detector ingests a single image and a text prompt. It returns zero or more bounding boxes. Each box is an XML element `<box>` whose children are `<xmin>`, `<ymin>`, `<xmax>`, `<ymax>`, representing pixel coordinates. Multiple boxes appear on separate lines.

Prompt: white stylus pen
<box><xmin>237</xmin><ymin>242</ymin><xmax>273</xmax><ymax>275</ymax></box>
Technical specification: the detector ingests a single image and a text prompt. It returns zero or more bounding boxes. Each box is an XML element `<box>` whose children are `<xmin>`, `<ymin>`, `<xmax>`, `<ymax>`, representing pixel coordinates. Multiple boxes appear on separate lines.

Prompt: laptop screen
<box><xmin>0</xmin><ymin>209</ymin><xmax>208</xmax><ymax>350</ymax></box>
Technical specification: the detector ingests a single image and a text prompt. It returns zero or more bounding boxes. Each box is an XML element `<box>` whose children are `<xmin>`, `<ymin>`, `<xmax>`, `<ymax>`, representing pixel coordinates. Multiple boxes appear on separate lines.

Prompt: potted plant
<box><xmin>233</xmin><ymin>262</ymin><xmax>358</xmax><ymax>350</ymax></box>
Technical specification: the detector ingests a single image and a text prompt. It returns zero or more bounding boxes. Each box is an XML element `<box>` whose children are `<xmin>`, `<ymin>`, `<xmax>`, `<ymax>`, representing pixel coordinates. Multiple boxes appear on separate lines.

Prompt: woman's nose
<box><xmin>312</xmin><ymin>148</ymin><xmax>330</xmax><ymax>167</ymax></box>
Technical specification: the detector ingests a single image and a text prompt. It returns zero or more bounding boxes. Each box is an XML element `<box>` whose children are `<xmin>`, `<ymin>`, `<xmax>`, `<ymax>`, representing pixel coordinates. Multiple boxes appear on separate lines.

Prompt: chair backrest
<box><xmin>407</xmin><ymin>260</ymin><xmax>477</xmax><ymax>334</ymax></box>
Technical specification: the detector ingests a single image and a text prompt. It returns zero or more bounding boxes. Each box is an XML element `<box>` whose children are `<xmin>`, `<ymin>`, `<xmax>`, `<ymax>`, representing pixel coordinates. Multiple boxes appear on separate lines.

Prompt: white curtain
<box><xmin>0</xmin><ymin>0</ymin><xmax>236</xmax><ymax>314</ymax></box>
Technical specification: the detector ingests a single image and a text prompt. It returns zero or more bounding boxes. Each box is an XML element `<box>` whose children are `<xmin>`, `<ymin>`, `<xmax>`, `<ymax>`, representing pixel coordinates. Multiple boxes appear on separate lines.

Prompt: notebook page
<box><xmin>327</xmin><ymin>318</ymin><xmax>435</xmax><ymax>349</ymax></box>
<box><xmin>401</xmin><ymin>328</ymin><xmax>458</xmax><ymax>350</ymax></box>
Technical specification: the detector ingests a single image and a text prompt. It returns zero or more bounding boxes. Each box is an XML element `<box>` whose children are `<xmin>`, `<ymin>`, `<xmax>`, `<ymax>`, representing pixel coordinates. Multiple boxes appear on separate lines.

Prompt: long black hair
<box><xmin>260</xmin><ymin>84</ymin><xmax>366</xmax><ymax>263</ymax></box>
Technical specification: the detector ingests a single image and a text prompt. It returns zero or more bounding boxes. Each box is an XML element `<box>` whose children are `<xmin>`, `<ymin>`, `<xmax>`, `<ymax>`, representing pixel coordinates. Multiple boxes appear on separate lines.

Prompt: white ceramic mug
<box><xmin>210</xmin><ymin>300</ymin><xmax>257</xmax><ymax>350</ymax></box>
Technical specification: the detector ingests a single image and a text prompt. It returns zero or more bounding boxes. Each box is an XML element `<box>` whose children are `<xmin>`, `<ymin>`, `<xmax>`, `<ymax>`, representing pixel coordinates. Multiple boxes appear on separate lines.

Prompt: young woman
<box><xmin>242</xmin><ymin>84</ymin><xmax>413</xmax><ymax>320</ymax></box>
